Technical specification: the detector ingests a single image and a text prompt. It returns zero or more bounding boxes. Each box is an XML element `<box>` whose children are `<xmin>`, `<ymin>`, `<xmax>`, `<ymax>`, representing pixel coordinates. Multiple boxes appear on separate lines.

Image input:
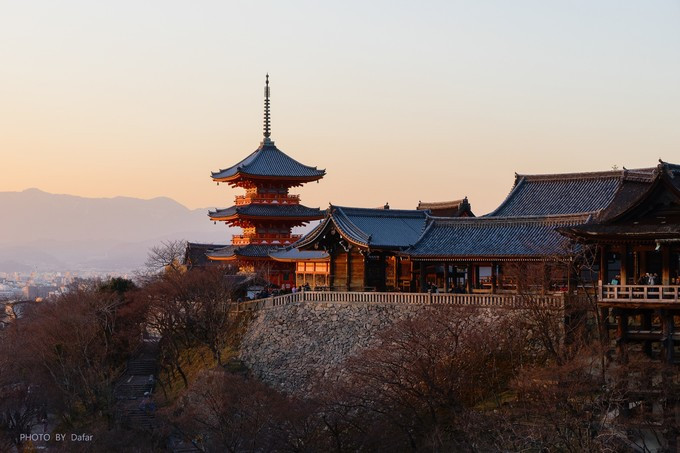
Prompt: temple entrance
<box><xmin>365</xmin><ymin>255</ymin><xmax>385</xmax><ymax>291</ymax></box>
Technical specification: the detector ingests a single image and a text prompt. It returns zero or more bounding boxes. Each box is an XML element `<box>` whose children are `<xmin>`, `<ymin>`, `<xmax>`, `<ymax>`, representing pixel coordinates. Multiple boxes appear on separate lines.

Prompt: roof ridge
<box><xmin>432</xmin><ymin>213</ymin><xmax>590</xmax><ymax>226</ymax></box>
<box><xmin>417</xmin><ymin>199</ymin><xmax>464</xmax><ymax>208</ymax></box>
<box><xmin>333</xmin><ymin>205</ymin><xmax>425</xmax><ymax>217</ymax></box>
<box><xmin>519</xmin><ymin>170</ymin><xmax>626</xmax><ymax>181</ymax></box>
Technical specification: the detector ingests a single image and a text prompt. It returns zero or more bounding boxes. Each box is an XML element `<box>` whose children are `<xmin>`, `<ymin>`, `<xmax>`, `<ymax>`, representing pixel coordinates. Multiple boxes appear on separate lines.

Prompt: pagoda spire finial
<box><xmin>263</xmin><ymin>74</ymin><xmax>272</xmax><ymax>143</ymax></box>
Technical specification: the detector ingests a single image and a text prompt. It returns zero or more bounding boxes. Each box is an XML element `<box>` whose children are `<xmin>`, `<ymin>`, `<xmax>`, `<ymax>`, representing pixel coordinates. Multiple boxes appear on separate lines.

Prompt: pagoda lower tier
<box><xmin>209</xmin><ymin>203</ymin><xmax>323</xmax><ymax>246</ymax></box>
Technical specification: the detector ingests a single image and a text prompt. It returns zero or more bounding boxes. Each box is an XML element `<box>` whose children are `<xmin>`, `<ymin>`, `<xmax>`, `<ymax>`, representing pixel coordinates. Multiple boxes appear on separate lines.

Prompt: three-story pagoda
<box><xmin>206</xmin><ymin>76</ymin><xmax>325</xmax><ymax>288</ymax></box>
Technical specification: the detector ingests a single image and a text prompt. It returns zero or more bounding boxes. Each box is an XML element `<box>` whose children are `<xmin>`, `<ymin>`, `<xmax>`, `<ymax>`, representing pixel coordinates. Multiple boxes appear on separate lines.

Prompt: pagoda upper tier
<box><xmin>211</xmin><ymin>141</ymin><xmax>325</xmax><ymax>188</ymax></box>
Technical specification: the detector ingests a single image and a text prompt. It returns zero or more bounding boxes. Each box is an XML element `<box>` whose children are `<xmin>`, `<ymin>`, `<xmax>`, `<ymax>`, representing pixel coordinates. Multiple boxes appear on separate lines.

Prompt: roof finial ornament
<box><xmin>263</xmin><ymin>73</ymin><xmax>272</xmax><ymax>144</ymax></box>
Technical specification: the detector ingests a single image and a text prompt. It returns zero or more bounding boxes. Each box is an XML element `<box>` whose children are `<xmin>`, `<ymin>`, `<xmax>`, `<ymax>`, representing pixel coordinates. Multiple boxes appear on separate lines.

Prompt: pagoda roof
<box><xmin>211</xmin><ymin>142</ymin><xmax>325</xmax><ymax>183</ymax></box>
<box><xmin>297</xmin><ymin>205</ymin><xmax>428</xmax><ymax>250</ymax></box>
<box><xmin>486</xmin><ymin>167</ymin><xmax>656</xmax><ymax>217</ymax></box>
<box><xmin>403</xmin><ymin>214</ymin><xmax>588</xmax><ymax>261</ymax></box>
<box><xmin>206</xmin><ymin>244</ymin><xmax>280</xmax><ymax>261</ymax></box>
<box><xmin>209</xmin><ymin>203</ymin><xmax>323</xmax><ymax>221</ymax></box>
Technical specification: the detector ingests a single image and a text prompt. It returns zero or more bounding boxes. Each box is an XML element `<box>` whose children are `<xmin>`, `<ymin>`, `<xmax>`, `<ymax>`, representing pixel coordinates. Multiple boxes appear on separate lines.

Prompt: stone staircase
<box><xmin>114</xmin><ymin>338</ymin><xmax>160</xmax><ymax>430</ymax></box>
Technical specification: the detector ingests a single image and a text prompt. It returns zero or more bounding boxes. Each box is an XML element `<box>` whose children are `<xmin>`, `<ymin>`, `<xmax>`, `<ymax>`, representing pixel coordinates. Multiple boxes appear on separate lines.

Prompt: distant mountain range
<box><xmin>0</xmin><ymin>189</ymin><xmax>234</xmax><ymax>272</ymax></box>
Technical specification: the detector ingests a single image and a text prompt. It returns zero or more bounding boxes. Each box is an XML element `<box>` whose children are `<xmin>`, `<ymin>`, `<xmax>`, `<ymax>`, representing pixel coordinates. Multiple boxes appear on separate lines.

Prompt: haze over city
<box><xmin>2</xmin><ymin>1</ymin><xmax>679</xmax><ymax>217</ymax></box>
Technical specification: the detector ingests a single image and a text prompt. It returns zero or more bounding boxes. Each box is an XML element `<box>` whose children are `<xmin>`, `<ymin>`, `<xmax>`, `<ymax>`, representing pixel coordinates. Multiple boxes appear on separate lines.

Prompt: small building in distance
<box><xmin>416</xmin><ymin>197</ymin><xmax>474</xmax><ymax>217</ymax></box>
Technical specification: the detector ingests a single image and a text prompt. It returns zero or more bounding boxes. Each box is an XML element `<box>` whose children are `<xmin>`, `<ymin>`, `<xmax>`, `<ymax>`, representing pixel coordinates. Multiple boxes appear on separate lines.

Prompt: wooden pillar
<box><xmin>466</xmin><ymin>264</ymin><xmax>474</xmax><ymax>293</ymax></box>
<box><xmin>329</xmin><ymin>254</ymin><xmax>335</xmax><ymax>290</ymax></box>
<box><xmin>616</xmin><ymin>311</ymin><xmax>628</xmax><ymax>363</ymax></box>
<box><xmin>490</xmin><ymin>262</ymin><xmax>497</xmax><ymax>294</ymax></box>
<box><xmin>599</xmin><ymin>245</ymin><xmax>609</xmax><ymax>286</ymax></box>
<box><xmin>443</xmin><ymin>263</ymin><xmax>449</xmax><ymax>293</ymax></box>
<box><xmin>363</xmin><ymin>252</ymin><xmax>368</xmax><ymax>291</ymax></box>
<box><xmin>346</xmin><ymin>247</ymin><xmax>352</xmax><ymax>291</ymax></box>
<box><xmin>662</xmin><ymin>310</ymin><xmax>675</xmax><ymax>365</ymax></box>
<box><xmin>419</xmin><ymin>262</ymin><xmax>427</xmax><ymax>293</ymax></box>
<box><xmin>620</xmin><ymin>245</ymin><xmax>628</xmax><ymax>285</ymax></box>
<box><xmin>395</xmin><ymin>257</ymin><xmax>400</xmax><ymax>292</ymax></box>
<box><xmin>599</xmin><ymin>307</ymin><xmax>610</xmax><ymax>345</ymax></box>
<box><xmin>662</xmin><ymin>245</ymin><xmax>671</xmax><ymax>285</ymax></box>
<box><xmin>642</xmin><ymin>311</ymin><xmax>653</xmax><ymax>357</ymax></box>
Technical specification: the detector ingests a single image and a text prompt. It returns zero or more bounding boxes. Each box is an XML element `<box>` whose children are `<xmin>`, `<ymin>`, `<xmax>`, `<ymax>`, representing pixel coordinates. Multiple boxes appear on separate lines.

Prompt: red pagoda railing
<box><xmin>234</xmin><ymin>194</ymin><xmax>300</xmax><ymax>205</ymax></box>
<box><xmin>232</xmin><ymin>233</ymin><xmax>302</xmax><ymax>245</ymax></box>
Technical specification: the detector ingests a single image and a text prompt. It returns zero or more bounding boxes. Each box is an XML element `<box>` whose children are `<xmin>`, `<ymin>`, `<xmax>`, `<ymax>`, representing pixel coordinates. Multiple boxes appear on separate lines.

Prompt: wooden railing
<box><xmin>599</xmin><ymin>285</ymin><xmax>680</xmax><ymax>303</ymax></box>
<box><xmin>234</xmin><ymin>194</ymin><xmax>300</xmax><ymax>205</ymax></box>
<box><xmin>232</xmin><ymin>233</ymin><xmax>301</xmax><ymax>245</ymax></box>
<box><xmin>236</xmin><ymin>291</ymin><xmax>567</xmax><ymax>311</ymax></box>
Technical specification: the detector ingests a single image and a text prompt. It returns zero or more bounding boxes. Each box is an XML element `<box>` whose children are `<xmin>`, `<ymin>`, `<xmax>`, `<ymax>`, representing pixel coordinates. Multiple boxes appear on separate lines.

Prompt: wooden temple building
<box><xmin>559</xmin><ymin>161</ymin><xmax>680</xmax><ymax>363</ymax></box>
<box><xmin>182</xmin><ymin>78</ymin><xmax>680</xmax><ymax>364</ymax></box>
<box><xmin>295</xmin><ymin>167</ymin><xmax>636</xmax><ymax>293</ymax></box>
<box><xmin>198</xmin><ymin>76</ymin><xmax>326</xmax><ymax>288</ymax></box>
<box><xmin>294</xmin><ymin>205</ymin><xmax>431</xmax><ymax>291</ymax></box>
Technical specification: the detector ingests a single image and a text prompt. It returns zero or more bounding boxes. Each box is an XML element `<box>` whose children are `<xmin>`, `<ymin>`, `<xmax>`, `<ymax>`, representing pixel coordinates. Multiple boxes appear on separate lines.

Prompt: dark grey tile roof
<box><xmin>486</xmin><ymin>168</ymin><xmax>655</xmax><ymax>217</ymax></box>
<box><xmin>211</xmin><ymin>143</ymin><xmax>325</xmax><ymax>180</ymax></box>
<box><xmin>559</xmin><ymin>160</ymin><xmax>680</xmax><ymax>240</ymax></box>
<box><xmin>333</xmin><ymin>206</ymin><xmax>429</xmax><ymax>248</ymax></box>
<box><xmin>662</xmin><ymin>161</ymin><xmax>680</xmax><ymax>192</ymax></box>
<box><xmin>209</xmin><ymin>204</ymin><xmax>323</xmax><ymax>220</ymax></box>
<box><xmin>405</xmin><ymin>215</ymin><xmax>589</xmax><ymax>260</ymax></box>
<box><xmin>206</xmin><ymin>244</ymin><xmax>280</xmax><ymax>259</ymax></box>
<box><xmin>297</xmin><ymin>206</ymin><xmax>428</xmax><ymax>249</ymax></box>
<box><xmin>269</xmin><ymin>248</ymin><xmax>329</xmax><ymax>261</ymax></box>
<box><xmin>184</xmin><ymin>242</ymin><xmax>228</xmax><ymax>267</ymax></box>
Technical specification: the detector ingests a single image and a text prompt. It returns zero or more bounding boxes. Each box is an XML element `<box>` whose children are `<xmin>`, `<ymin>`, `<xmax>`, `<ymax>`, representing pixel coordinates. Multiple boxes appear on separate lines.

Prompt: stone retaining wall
<box><xmin>238</xmin><ymin>299</ymin><xmax>564</xmax><ymax>393</ymax></box>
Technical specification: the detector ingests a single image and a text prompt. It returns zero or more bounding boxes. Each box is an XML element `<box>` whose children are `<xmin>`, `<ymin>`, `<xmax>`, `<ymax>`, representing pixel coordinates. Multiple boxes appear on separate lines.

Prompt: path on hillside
<box><xmin>113</xmin><ymin>337</ymin><xmax>159</xmax><ymax>431</ymax></box>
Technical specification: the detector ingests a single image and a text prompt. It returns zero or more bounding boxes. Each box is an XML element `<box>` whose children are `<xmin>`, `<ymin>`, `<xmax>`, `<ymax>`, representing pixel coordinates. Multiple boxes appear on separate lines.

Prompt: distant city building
<box><xmin>22</xmin><ymin>284</ymin><xmax>58</xmax><ymax>300</ymax></box>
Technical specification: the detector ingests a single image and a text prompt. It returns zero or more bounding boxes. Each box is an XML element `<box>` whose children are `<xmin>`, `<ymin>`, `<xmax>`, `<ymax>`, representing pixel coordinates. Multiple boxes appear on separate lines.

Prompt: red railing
<box><xmin>234</xmin><ymin>194</ymin><xmax>300</xmax><ymax>205</ymax></box>
<box><xmin>232</xmin><ymin>233</ymin><xmax>302</xmax><ymax>245</ymax></box>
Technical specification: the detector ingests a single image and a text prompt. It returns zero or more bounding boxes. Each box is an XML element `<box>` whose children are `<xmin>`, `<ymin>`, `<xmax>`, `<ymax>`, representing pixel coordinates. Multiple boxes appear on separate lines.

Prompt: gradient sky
<box><xmin>2</xmin><ymin>1</ymin><xmax>679</xmax><ymax>216</ymax></box>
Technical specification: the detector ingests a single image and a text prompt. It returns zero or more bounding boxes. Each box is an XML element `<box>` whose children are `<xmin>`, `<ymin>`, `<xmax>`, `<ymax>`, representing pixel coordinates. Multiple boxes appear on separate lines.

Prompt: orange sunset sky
<box><xmin>1</xmin><ymin>1</ymin><xmax>679</xmax><ymax>216</ymax></box>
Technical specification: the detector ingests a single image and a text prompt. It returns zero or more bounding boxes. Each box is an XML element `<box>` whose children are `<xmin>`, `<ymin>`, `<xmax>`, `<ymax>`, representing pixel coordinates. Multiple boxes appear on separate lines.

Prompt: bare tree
<box><xmin>145</xmin><ymin>240</ymin><xmax>187</xmax><ymax>274</ymax></box>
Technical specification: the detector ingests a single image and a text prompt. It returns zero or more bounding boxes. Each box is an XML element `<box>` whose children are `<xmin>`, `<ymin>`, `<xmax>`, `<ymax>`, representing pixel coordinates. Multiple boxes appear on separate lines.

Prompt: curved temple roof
<box><xmin>486</xmin><ymin>168</ymin><xmax>657</xmax><ymax>217</ymax></box>
<box><xmin>297</xmin><ymin>205</ymin><xmax>429</xmax><ymax>250</ymax></box>
<box><xmin>211</xmin><ymin>142</ymin><xmax>326</xmax><ymax>183</ymax></box>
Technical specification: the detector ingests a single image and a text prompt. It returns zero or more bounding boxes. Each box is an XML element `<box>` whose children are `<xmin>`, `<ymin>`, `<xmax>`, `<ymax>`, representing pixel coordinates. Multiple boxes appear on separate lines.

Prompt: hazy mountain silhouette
<box><xmin>0</xmin><ymin>188</ymin><xmax>234</xmax><ymax>272</ymax></box>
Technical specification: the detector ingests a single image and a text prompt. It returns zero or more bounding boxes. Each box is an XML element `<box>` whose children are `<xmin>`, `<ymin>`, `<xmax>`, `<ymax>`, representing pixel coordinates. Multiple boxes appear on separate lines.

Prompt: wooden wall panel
<box><xmin>350</xmin><ymin>250</ymin><xmax>365</xmax><ymax>291</ymax></box>
<box><xmin>385</xmin><ymin>256</ymin><xmax>396</xmax><ymax>291</ymax></box>
<box><xmin>332</xmin><ymin>252</ymin><xmax>347</xmax><ymax>289</ymax></box>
